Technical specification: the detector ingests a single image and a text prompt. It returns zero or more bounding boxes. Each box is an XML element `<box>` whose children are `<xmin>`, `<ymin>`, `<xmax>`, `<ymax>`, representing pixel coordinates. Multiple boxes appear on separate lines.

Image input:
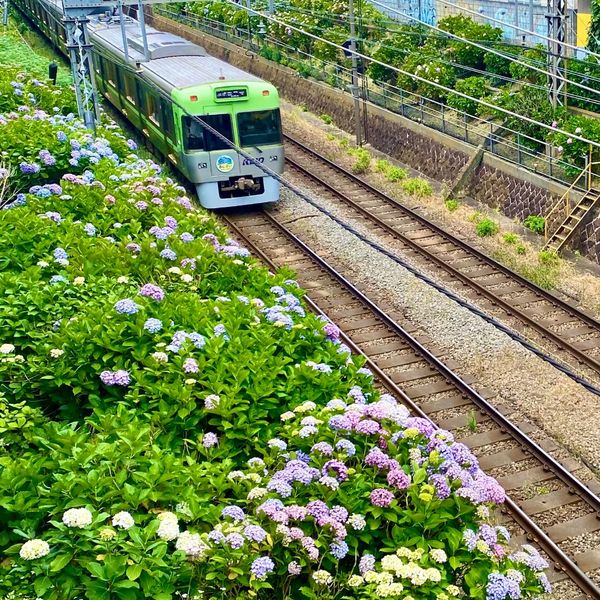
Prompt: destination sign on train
<box><xmin>216</xmin><ymin>89</ymin><xmax>248</xmax><ymax>99</ymax></box>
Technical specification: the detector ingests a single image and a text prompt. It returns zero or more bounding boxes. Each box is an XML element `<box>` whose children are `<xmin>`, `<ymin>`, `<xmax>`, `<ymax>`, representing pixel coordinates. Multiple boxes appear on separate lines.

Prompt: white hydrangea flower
<box><xmin>348</xmin><ymin>575</ymin><xmax>364</xmax><ymax>587</ymax></box>
<box><xmin>181</xmin><ymin>274</ymin><xmax>193</xmax><ymax>283</ymax></box>
<box><xmin>280</xmin><ymin>411</ymin><xmax>295</xmax><ymax>421</ymax></box>
<box><xmin>175</xmin><ymin>531</ymin><xmax>209</xmax><ymax>558</ymax></box>
<box><xmin>0</xmin><ymin>344</ymin><xmax>15</xmax><ymax>354</ymax></box>
<box><xmin>429</xmin><ymin>549</ymin><xmax>447</xmax><ymax>563</ymax></box>
<box><xmin>37</xmin><ymin>260</ymin><xmax>49</xmax><ymax>267</ymax></box>
<box><xmin>112</xmin><ymin>511</ymin><xmax>135</xmax><ymax>530</ymax></box>
<box><xmin>247</xmin><ymin>487</ymin><xmax>268</xmax><ymax>500</ymax></box>
<box><xmin>73</xmin><ymin>277</ymin><xmax>85</xmax><ymax>286</ymax></box>
<box><xmin>157</xmin><ymin>513</ymin><xmax>180</xmax><ymax>541</ymax></box>
<box><xmin>50</xmin><ymin>348</ymin><xmax>64</xmax><ymax>358</ymax></box>
<box><xmin>152</xmin><ymin>352</ymin><xmax>169</xmax><ymax>363</ymax></box>
<box><xmin>62</xmin><ymin>507</ymin><xmax>93</xmax><ymax>528</ymax></box>
<box><xmin>117</xmin><ymin>276</ymin><xmax>129</xmax><ymax>284</ymax></box>
<box><xmin>168</xmin><ymin>267</ymin><xmax>182</xmax><ymax>275</ymax></box>
<box><xmin>19</xmin><ymin>539</ymin><xmax>50</xmax><ymax>560</ymax></box>
<box><xmin>312</xmin><ymin>570</ymin><xmax>333</xmax><ymax>585</ymax></box>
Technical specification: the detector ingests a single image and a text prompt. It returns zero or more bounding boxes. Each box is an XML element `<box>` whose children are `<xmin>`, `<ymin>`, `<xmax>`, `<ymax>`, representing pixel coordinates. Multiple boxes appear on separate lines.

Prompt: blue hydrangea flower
<box><xmin>143</xmin><ymin>318</ymin><xmax>163</xmax><ymax>333</ymax></box>
<box><xmin>160</xmin><ymin>248</ymin><xmax>177</xmax><ymax>261</ymax></box>
<box><xmin>114</xmin><ymin>298</ymin><xmax>140</xmax><ymax>315</ymax></box>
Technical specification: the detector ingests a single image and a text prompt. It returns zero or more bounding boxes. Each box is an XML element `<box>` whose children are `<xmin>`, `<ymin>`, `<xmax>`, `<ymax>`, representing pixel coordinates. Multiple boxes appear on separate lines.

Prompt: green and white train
<box><xmin>14</xmin><ymin>0</ymin><xmax>284</xmax><ymax>208</ymax></box>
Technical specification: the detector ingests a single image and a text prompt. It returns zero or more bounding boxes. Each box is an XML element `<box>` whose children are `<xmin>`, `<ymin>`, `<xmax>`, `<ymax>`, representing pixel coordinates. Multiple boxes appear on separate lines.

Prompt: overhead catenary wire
<box><xmin>211</xmin><ymin>0</ymin><xmax>600</xmax><ymax>150</ymax></box>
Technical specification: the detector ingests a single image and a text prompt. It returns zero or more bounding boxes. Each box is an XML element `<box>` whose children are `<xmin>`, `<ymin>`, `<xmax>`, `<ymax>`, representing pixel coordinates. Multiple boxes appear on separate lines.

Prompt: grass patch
<box><xmin>445</xmin><ymin>198</ymin><xmax>459</xmax><ymax>212</ymax></box>
<box><xmin>401</xmin><ymin>177</ymin><xmax>432</xmax><ymax>198</ymax></box>
<box><xmin>475</xmin><ymin>217</ymin><xmax>499</xmax><ymax>237</ymax></box>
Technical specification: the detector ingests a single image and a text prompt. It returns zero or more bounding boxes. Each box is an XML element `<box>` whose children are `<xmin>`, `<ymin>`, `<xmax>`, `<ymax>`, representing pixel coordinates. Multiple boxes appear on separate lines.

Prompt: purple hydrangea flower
<box><xmin>355</xmin><ymin>419</ymin><xmax>381</xmax><ymax>435</ymax></box>
<box><xmin>160</xmin><ymin>248</ymin><xmax>177</xmax><ymax>261</ymax></box>
<box><xmin>221</xmin><ymin>506</ymin><xmax>245</xmax><ymax>522</ymax></box>
<box><xmin>250</xmin><ymin>556</ymin><xmax>275</xmax><ymax>579</ymax></box>
<box><xmin>114</xmin><ymin>299</ymin><xmax>140</xmax><ymax>315</ymax></box>
<box><xmin>323</xmin><ymin>322</ymin><xmax>340</xmax><ymax>341</ymax></box>
<box><xmin>429</xmin><ymin>474</ymin><xmax>451</xmax><ymax>499</ymax></box>
<box><xmin>20</xmin><ymin>162</ymin><xmax>40</xmax><ymax>174</ymax></box>
<box><xmin>126</xmin><ymin>243</ymin><xmax>141</xmax><ymax>254</ymax></box>
<box><xmin>53</xmin><ymin>247</ymin><xmax>68</xmax><ymax>261</ymax></box>
<box><xmin>486</xmin><ymin>572</ymin><xmax>521</xmax><ymax>600</ymax></box>
<box><xmin>322</xmin><ymin>460</ymin><xmax>348</xmax><ymax>482</ymax></box>
<box><xmin>139</xmin><ymin>284</ymin><xmax>165</xmax><ymax>301</ymax></box>
<box><xmin>335</xmin><ymin>439</ymin><xmax>356</xmax><ymax>456</ymax></box>
<box><xmin>288</xmin><ymin>561</ymin><xmax>301</xmax><ymax>575</ymax></box>
<box><xmin>203</xmin><ymin>432</ymin><xmax>218</xmax><ymax>448</ymax></box>
<box><xmin>183</xmin><ymin>358</ymin><xmax>199</xmax><ymax>373</ymax></box>
<box><xmin>180</xmin><ymin>232</ymin><xmax>194</xmax><ymax>242</ymax></box>
<box><xmin>267</xmin><ymin>479</ymin><xmax>293</xmax><ymax>498</ymax></box>
<box><xmin>243</xmin><ymin>525</ymin><xmax>267</xmax><ymax>543</ymax></box>
<box><xmin>359</xmin><ymin>554</ymin><xmax>375</xmax><ymax>575</ymax></box>
<box><xmin>370</xmin><ymin>488</ymin><xmax>394</xmax><ymax>507</ymax></box>
<box><xmin>208</xmin><ymin>530</ymin><xmax>225</xmax><ymax>544</ymax></box>
<box><xmin>100</xmin><ymin>370</ymin><xmax>131</xmax><ymax>386</ymax></box>
<box><xmin>225</xmin><ymin>533</ymin><xmax>244</xmax><ymax>549</ymax></box>
<box><xmin>387</xmin><ymin>468</ymin><xmax>411</xmax><ymax>490</ymax></box>
<box><xmin>312</xmin><ymin>442</ymin><xmax>333</xmax><ymax>456</ymax></box>
<box><xmin>43</xmin><ymin>211</ymin><xmax>61</xmax><ymax>223</ymax></box>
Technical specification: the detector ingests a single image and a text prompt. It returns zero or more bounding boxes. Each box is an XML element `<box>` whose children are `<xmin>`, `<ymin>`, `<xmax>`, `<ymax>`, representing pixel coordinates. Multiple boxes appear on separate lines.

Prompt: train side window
<box><xmin>123</xmin><ymin>72</ymin><xmax>136</xmax><ymax>104</ymax></box>
<box><xmin>160</xmin><ymin>99</ymin><xmax>175</xmax><ymax>140</ymax></box>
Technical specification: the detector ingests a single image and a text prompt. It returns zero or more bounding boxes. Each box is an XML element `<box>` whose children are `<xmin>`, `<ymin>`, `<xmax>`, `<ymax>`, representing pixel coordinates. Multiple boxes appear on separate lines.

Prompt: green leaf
<box><xmin>50</xmin><ymin>553</ymin><xmax>73</xmax><ymax>572</ymax></box>
<box><xmin>34</xmin><ymin>576</ymin><xmax>52</xmax><ymax>596</ymax></box>
<box><xmin>126</xmin><ymin>564</ymin><xmax>143</xmax><ymax>581</ymax></box>
<box><xmin>86</xmin><ymin>561</ymin><xmax>106</xmax><ymax>579</ymax></box>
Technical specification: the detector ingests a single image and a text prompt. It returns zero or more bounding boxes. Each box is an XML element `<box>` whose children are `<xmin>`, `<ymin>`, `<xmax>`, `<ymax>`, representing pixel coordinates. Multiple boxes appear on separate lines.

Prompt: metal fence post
<box><xmin>441</xmin><ymin>104</ymin><xmax>446</xmax><ymax>133</ymax></box>
<box><xmin>517</xmin><ymin>134</ymin><xmax>522</xmax><ymax>166</ymax></box>
<box><xmin>463</xmin><ymin>112</ymin><xmax>468</xmax><ymax>142</ymax></box>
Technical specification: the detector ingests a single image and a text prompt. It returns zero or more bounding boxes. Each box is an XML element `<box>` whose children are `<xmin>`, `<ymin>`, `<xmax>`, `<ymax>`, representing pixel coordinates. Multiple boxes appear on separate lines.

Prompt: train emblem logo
<box><xmin>216</xmin><ymin>155</ymin><xmax>234</xmax><ymax>173</ymax></box>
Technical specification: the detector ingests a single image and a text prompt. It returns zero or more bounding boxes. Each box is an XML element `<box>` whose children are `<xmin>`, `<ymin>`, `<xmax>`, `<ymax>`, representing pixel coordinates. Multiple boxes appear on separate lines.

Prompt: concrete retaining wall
<box><xmin>148</xmin><ymin>12</ymin><xmax>600</xmax><ymax>263</ymax></box>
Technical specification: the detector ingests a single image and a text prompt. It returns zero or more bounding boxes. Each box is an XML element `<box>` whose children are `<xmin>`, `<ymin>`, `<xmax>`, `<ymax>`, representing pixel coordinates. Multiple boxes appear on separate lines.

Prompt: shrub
<box><xmin>402</xmin><ymin>177</ymin><xmax>433</xmax><ymax>197</ymax></box>
<box><xmin>523</xmin><ymin>215</ymin><xmax>545</xmax><ymax>235</ymax></box>
<box><xmin>516</xmin><ymin>244</ymin><xmax>528</xmax><ymax>255</ymax></box>
<box><xmin>447</xmin><ymin>76</ymin><xmax>489</xmax><ymax>116</ymax></box>
<box><xmin>351</xmin><ymin>147</ymin><xmax>371</xmax><ymax>174</ymax></box>
<box><xmin>445</xmin><ymin>198</ymin><xmax>459</xmax><ymax>211</ymax></box>
<box><xmin>320</xmin><ymin>113</ymin><xmax>333</xmax><ymax>125</ymax></box>
<box><xmin>397</xmin><ymin>52</ymin><xmax>456</xmax><ymax>102</ymax></box>
<box><xmin>502</xmin><ymin>232</ymin><xmax>519</xmax><ymax>244</ymax></box>
<box><xmin>375</xmin><ymin>159</ymin><xmax>406</xmax><ymax>182</ymax></box>
<box><xmin>476</xmin><ymin>218</ymin><xmax>499</xmax><ymax>237</ymax></box>
<box><xmin>0</xmin><ymin>41</ymin><xmax>550</xmax><ymax>600</ymax></box>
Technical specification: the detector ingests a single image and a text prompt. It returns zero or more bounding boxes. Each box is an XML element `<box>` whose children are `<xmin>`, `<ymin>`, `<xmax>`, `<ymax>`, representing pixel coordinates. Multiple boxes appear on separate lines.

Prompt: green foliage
<box><xmin>401</xmin><ymin>177</ymin><xmax>433</xmax><ymax>197</ymax></box>
<box><xmin>547</xmin><ymin>114</ymin><xmax>600</xmax><ymax>174</ymax></box>
<box><xmin>445</xmin><ymin>198</ymin><xmax>459</xmax><ymax>212</ymax></box>
<box><xmin>516</xmin><ymin>244</ymin><xmax>527</xmax><ymax>255</ymax></box>
<box><xmin>350</xmin><ymin>147</ymin><xmax>371</xmax><ymax>174</ymax></box>
<box><xmin>438</xmin><ymin>15</ymin><xmax>502</xmax><ymax>69</ymax></box>
<box><xmin>475</xmin><ymin>218</ymin><xmax>499</xmax><ymax>237</ymax></box>
<box><xmin>375</xmin><ymin>159</ymin><xmax>407</xmax><ymax>182</ymax></box>
<box><xmin>0</xmin><ymin>24</ymin><xmax>550</xmax><ymax>600</ymax></box>
<box><xmin>368</xmin><ymin>27</ymin><xmax>421</xmax><ymax>83</ymax></box>
<box><xmin>508</xmin><ymin>45</ymin><xmax>547</xmax><ymax>85</ymax></box>
<box><xmin>320</xmin><ymin>113</ymin><xmax>333</xmax><ymax>125</ymax></box>
<box><xmin>563</xmin><ymin>56</ymin><xmax>600</xmax><ymax>112</ymax></box>
<box><xmin>447</xmin><ymin>77</ymin><xmax>489</xmax><ymax>116</ymax></box>
<box><xmin>523</xmin><ymin>215</ymin><xmax>545</xmax><ymax>235</ymax></box>
<box><xmin>502</xmin><ymin>232</ymin><xmax>519</xmax><ymax>245</ymax></box>
<box><xmin>398</xmin><ymin>53</ymin><xmax>456</xmax><ymax>102</ymax></box>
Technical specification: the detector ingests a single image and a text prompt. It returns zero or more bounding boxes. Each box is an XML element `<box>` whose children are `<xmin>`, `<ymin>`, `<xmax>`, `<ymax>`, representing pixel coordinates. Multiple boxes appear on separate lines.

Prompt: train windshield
<box><xmin>182</xmin><ymin>114</ymin><xmax>233</xmax><ymax>152</ymax></box>
<box><xmin>237</xmin><ymin>109</ymin><xmax>282</xmax><ymax>147</ymax></box>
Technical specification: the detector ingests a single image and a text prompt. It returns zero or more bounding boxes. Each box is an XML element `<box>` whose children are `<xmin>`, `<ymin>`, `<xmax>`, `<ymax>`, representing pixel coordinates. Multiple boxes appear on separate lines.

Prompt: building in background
<box><xmin>369</xmin><ymin>0</ymin><xmax>590</xmax><ymax>48</ymax></box>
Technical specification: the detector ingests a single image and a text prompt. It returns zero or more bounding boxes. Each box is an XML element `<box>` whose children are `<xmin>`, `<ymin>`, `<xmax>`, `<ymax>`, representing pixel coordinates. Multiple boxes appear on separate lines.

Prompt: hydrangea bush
<box><xmin>0</xmin><ymin>68</ymin><xmax>551</xmax><ymax>599</ymax></box>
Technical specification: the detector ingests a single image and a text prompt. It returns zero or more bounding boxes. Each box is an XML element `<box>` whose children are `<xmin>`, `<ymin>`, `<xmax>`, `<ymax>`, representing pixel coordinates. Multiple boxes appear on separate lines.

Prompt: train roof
<box><xmin>40</xmin><ymin>0</ymin><xmax>262</xmax><ymax>93</ymax></box>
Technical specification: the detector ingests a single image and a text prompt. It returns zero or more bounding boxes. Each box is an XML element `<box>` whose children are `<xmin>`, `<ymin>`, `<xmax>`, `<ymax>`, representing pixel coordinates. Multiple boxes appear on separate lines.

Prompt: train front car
<box><xmin>173</xmin><ymin>81</ymin><xmax>283</xmax><ymax>209</ymax></box>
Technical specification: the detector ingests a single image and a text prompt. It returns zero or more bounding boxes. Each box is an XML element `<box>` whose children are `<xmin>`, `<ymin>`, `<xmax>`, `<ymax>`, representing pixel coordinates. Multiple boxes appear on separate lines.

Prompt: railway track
<box><xmin>283</xmin><ymin>134</ymin><xmax>600</xmax><ymax>390</ymax></box>
<box><xmin>222</xmin><ymin>209</ymin><xmax>600</xmax><ymax>599</ymax></box>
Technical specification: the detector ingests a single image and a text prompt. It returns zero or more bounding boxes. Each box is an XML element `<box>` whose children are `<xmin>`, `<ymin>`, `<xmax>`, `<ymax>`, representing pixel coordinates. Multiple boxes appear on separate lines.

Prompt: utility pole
<box><xmin>2</xmin><ymin>0</ymin><xmax>9</xmax><ymax>27</ymax></box>
<box><xmin>63</xmin><ymin>1</ymin><xmax>101</xmax><ymax>131</ymax></box>
<box><xmin>546</xmin><ymin>0</ymin><xmax>567</xmax><ymax>109</ymax></box>
<box><xmin>349</xmin><ymin>0</ymin><xmax>363</xmax><ymax>147</ymax></box>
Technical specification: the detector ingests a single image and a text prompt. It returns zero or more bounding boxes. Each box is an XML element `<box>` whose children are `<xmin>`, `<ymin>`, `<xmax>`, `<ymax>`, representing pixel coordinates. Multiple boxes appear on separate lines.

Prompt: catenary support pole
<box><xmin>349</xmin><ymin>0</ymin><xmax>363</xmax><ymax>147</ymax></box>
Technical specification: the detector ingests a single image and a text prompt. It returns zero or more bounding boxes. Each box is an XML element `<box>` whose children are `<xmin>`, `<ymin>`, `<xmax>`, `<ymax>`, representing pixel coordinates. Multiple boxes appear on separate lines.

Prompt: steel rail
<box><xmin>283</xmin><ymin>133</ymin><xmax>600</xmax><ymax>380</ymax></box>
<box><xmin>223</xmin><ymin>209</ymin><xmax>600</xmax><ymax>598</ymax></box>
